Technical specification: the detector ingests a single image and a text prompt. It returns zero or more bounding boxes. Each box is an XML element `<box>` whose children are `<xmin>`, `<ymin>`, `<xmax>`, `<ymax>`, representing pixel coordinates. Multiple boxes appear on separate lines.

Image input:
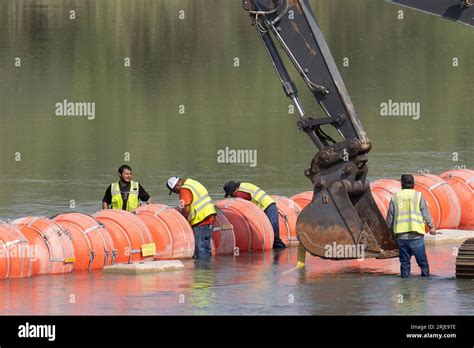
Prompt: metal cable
<box><xmin>247</xmin><ymin>0</ymin><xmax>281</xmax><ymax>15</ymax></box>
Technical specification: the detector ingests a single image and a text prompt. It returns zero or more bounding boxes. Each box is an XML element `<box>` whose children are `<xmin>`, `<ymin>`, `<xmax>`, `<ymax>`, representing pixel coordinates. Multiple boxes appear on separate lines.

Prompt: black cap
<box><xmin>223</xmin><ymin>181</ymin><xmax>240</xmax><ymax>198</ymax></box>
<box><xmin>401</xmin><ymin>174</ymin><xmax>415</xmax><ymax>187</ymax></box>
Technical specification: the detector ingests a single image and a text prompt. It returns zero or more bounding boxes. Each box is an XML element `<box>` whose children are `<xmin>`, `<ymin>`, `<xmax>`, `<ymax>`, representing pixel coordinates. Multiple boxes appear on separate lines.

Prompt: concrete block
<box><xmin>103</xmin><ymin>260</ymin><xmax>185</xmax><ymax>275</ymax></box>
<box><xmin>425</xmin><ymin>229</ymin><xmax>474</xmax><ymax>245</ymax></box>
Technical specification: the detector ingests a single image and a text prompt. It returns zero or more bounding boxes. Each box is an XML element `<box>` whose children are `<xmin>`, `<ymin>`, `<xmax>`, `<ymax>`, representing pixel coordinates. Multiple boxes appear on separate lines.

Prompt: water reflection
<box><xmin>390</xmin><ymin>278</ymin><xmax>428</xmax><ymax>315</ymax></box>
<box><xmin>189</xmin><ymin>260</ymin><xmax>215</xmax><ymax>313</ymax></box>
<box><xmin>0</xmin><ymin>244</ymin><xmax>470</xmax><ymax>315</ymax></box>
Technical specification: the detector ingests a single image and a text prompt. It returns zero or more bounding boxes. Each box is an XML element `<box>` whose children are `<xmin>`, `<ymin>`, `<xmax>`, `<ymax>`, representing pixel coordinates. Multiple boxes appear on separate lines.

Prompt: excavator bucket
<box><xmin>297</xmin><ymin>181</ymin><xmax>398</xmax><ymax>260</ymax></box>
<box><xmin>296</xmin><ymin>162</ymin><xmax>399</xmax><ymax>260</ymax></box>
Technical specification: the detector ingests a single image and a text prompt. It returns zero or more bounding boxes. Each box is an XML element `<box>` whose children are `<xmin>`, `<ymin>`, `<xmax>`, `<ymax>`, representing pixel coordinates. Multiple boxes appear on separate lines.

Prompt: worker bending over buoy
<box><xmin>167</xmin><ymin>177</ymin><xmax>217</xmax><ymax>260</ymax></box>
<box><xmin>102</xmin><ymin>164</ymin><xmax>151</xmax><ymax>211</ymax></box>
<box><xmin>386</xmin><ymin>174</ymin><xmax>436</xmax><ymax>278</ymax></box>
<box><xmin>223</xmin><ymin>181</ymin><xmax>286</xmax><ymax>250</ymax></box>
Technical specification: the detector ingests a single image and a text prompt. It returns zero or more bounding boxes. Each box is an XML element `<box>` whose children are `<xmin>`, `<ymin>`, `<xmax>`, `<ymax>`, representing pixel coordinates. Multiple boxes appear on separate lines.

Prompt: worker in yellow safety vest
<box><xmin>102</xmin><ymin>164</ymin><xmax>151</xmax><ymax>211</ymax></box>
<box><xmin>386</xmin><ymin>174</ymin><xmax>436</xmax><ymax>278</ymax></box>
<box><xmin>223</xmin><ymin>181</ymin><xmax>286</xmax><ymax>250</ymax></box>
<box><xmin>167</xmin><ymin>177</ymin><xmax>217</xmax><ymax>260</ymax></box>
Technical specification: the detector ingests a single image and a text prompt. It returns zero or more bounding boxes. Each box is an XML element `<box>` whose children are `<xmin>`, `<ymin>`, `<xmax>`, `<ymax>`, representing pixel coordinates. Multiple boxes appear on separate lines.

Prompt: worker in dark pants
<box><xmin>167</xmin><ymin>177</ymin><xmax>217</xmax><ymax>260</ymax></box>
<box><xmin>386</xmin><ymin>174</ymin><xmax>436</xmax><ymax>278</ymax></box>
<box><xmin>102</xmin><ymin>164</ymin><xmax>151</xmax><ymax>211</ymax></box>
<box><xmin>223</xmin><ymin>181</ymin><xmax>286</xmax><ymax>250</ymax></box>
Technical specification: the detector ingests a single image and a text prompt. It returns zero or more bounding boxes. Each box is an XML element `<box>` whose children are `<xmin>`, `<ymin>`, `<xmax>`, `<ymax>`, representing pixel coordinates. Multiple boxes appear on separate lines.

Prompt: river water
<box><xmin>0</xmin><ymin>0</ymin><xmax>473</xmax><ymax>315</ymax></box>
<box><xmin>1</xmin><ymin>243</ymin><xmax>473</xmax><ymax>315</ymax></box>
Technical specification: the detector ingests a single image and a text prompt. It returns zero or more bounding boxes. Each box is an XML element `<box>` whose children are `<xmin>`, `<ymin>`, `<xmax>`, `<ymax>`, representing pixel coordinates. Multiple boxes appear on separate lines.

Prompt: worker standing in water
<box><xmin>102</xmin><ymin>165</ymin><xmax>151</xmax><ymax>211</ymax></box>
<box><xmin>386</xmin><ymin>174</ymin><xmax>436</xmax><ymax>278</ymax></box>
<box><xmin>223</xmin><ymin>181</ymin><xmax>286</xmax><ymax>250</ymax></box>
<box><xmin>167</xmin><ymin>177</ymin><xmax>217</xmax><ymax>260</ymax></box>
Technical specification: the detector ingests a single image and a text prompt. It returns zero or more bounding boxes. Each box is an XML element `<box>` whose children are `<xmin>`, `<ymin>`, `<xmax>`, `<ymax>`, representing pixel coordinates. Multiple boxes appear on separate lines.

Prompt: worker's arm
<box><xmin>138</xmin><ymin>185</ymin><xmax>151</xmax><ymax>203</ymax></box>
<box><xmin>234</xmin><ymin>191</ymin><xmax>251</xmax><ymax>201</ymax></box>
<box><xmin>420</xmin><ymin>196</ymin><xmax>436</xmax><ymax>234</ymax></box>
<box><xmin>181</xmin><ymin>204</ymin><xmax>190</xmax><ymax>220</ymax></box>
<box><xmin>102</xmin><ymin>185</ymin><xmax>112</xmax><ymax>210</ymax></box>
<box><xmin>176</xmin><ymin>188</ymin><xmax>192</xmax><ymax>219</ymax></box>
<box><xmin>385</xmin><ymin>199</ymin><xmax>395</xmax><ymax>233</ymax></box>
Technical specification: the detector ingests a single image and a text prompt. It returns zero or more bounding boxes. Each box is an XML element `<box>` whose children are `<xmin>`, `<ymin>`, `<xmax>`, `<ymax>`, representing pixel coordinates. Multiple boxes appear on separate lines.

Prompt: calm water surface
<box><xmin>1</xmin><ymin>243</ymin><xmax>473</xmax><ymax>315</ymax></box>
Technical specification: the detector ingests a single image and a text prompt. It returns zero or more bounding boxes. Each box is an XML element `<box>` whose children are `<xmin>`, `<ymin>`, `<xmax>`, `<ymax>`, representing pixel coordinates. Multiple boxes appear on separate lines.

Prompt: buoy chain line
<box><xmin>0</xmin><ymin>170</ymin><xmax>472</xmax><ymax>279</ymax></box>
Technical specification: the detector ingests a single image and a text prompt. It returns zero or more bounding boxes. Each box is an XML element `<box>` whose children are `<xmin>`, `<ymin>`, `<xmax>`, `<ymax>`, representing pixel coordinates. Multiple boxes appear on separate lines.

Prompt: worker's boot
<box><xmin>273</xmin><ymin>237</ymin><xmax>287</xmax><ymax>250</ymax></box>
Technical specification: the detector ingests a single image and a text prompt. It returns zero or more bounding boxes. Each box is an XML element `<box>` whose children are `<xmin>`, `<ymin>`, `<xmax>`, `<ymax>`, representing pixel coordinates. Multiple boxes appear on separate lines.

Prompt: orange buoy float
<box><xmin>12</xmin><ymin>217</ymin><xmax>75</xmax><ymax>275</ymax></box>
<box><xmin>0</xmin><ymin>222</ymin><xmax>33</xmax><ymax>279</ymax></box>
<box><xmin>93</xmin><ymin>210</ymin><xmax>155</xmax><ymax>264</ymax></box>
<box><xmin>270</xmin><ymin>195</ymin><xmax>301</xmax><ymax>245</ymax></box>
<box><xmin>216</xmin><ymin>198</ymin><xmax>274</xmax><ymax>252</ymax></box>
<box><xmin>133</xmin><ymin>204</ymin><xmax>195</xmax><ymax>260</ymax></box>
<box><xmin>290</xmin><ymin>191</ymin><xmax>313</xmax><ymax>210</ymax></box>
<box><xmin>414</xmin><ymin>174</ymin><xmax>461</xmax><ymax>229</ymax></box>
<box><xmin>370</xmin><ymin>179</ymin><xmax>401</xmax><ymax>218</ymax></box>
<box><xmin>371</xmin><ymin>189</ymin><xmax>388</xmax><ymax>219</ymax></box>
<box><xmin>53</xmin><ymin>213</ymin><xmax>117</xmax><ymax>271</ymax></box>
<box><xmin>212</xmin><ymin>208</ymin><xmax>236</xmax><ymax>256</ymax></box>
<box><xmin>439</xmin><ymin>169</ymin><xmax>474</xmax><ymax>230</ymax></box>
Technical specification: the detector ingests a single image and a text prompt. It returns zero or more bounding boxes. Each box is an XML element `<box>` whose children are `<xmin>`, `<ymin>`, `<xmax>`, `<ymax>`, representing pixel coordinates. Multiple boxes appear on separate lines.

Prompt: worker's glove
<box><xmin>175</xmin><ymin>199</ymin><xmax>185</xmax><ymax>212</ymax></box>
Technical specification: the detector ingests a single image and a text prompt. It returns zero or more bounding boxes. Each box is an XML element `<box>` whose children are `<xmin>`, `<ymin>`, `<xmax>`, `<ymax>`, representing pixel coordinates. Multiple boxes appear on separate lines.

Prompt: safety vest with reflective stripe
<box><xmin>393</xmin><ymin>189</ymin><xmax>426</xmax><ymax>235</ymax></box>
<box><xmin>237</xmin><ymin>183</ymin><xmax>274</xmax><ymax>211</ymax></box>
<box><xmin>111</xmin><ymin>181</ymin><xmax>140</xmax><ymax>212</ymax></box>
<box><xmin>182</xmin><ymin>179</ymin><xmax>217</xmax><ymax>226</ymax></box>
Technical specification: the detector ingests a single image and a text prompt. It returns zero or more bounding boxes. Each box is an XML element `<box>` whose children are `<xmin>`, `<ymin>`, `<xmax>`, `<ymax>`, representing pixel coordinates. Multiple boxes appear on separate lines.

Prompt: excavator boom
<box><xmin>242</xmin><ymin>0</ymin><xmax>399</xmax><ymax>259</ymax></box>
<box><xmin>388</xmin><ymin>0</ymin><xmax>474</xmax><ymax>27</ymax></box>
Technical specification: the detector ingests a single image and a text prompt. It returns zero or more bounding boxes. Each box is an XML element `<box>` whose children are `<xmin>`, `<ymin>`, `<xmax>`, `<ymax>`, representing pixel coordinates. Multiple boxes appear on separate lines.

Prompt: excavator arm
<box><xmin>388</xmin><ymin>0</ymin><xmax>474</xmax><ymax>27</ymax></box>
<box><xmin>242</xmin><ymin>0</ymin><xmax>399</xmax><ymax>259</ymax></box>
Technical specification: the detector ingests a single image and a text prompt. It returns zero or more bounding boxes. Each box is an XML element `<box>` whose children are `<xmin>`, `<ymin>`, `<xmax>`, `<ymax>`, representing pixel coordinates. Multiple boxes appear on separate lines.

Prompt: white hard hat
<box><xmin>167</xmin><ymin>177</ymin><xmax>180</xmax><ymax>195</ymax></box>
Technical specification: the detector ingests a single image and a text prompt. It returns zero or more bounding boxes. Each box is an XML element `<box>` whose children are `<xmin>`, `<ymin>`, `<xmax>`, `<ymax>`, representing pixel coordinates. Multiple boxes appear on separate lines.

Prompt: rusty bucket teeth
<box><xmin>296</xmin><ymin>179</ymin><xmax>398</xmax><ymax>260</ymax></box>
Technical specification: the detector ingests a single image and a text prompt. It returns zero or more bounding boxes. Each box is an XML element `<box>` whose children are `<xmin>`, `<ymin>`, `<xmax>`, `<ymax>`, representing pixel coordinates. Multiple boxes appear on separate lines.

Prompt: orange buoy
<box><xmin>216</xmin><ymin>198</ymin><xmax>274</xmax><ymax>252</ymax></box>
<box><xmin>212</xmin><ymin>208</ymin><xmax>236</xmax><ymax>256</ymax></box>
<box><xmin>439</xmin><ymin>169</ymin><xmax>474</xmax><ymax>230</ymax></box>
<box><xmin>370</xmin><ymin>179</ymin><xmax>401</xmax><ymax>218</ymax></box>
<box><xmin>371</xmin><ymin>189</ymin><xmax>387</xmax><ymax>219</ymax></box>
<box><xmin>0</xmin><ymin>222</ymin><xmax>33</xmax><ymax>279</ymax></box>
<box><xmin>12</xmin><ymin>217</ymin><xmax>75</xmax><ymax>275</ymax></box>
<box><xmin>133</xmin><ymin>204</ymin><xmax>195</xmax><ymax>260</ymax></box>
<box><xmin>270</xmin><ymin>195</ymin><xmax>301</xmax><ymax>245</ymax></box>
<box><xmin>93</xmin><ymin>210</ymin><xmax>155</xmax><ymax>264</ymax></box>
<box><xmin>53</xmin><ymin>213</ymin><xmax>117</xmax><ymax>271</ymax></box>
<box><xmin>414</xmin><ymin>174</ymin><xmax>461</xmax><ymax>229</ymax></box>
<box><xmin>290</xmin><ymin>191</ymin><xmax>313</xmax><ymax>209</ymax></box>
